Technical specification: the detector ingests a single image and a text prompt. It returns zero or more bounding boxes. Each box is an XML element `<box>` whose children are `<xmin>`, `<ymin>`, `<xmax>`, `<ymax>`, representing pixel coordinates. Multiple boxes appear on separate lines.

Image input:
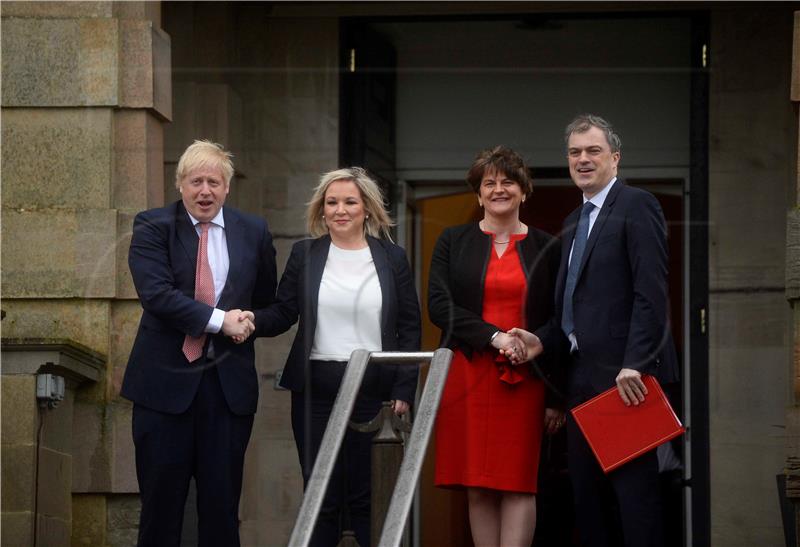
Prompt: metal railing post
<box><xmin>377</xmin><ymin>349</ymin><xmax>452</xmax><ymax>547</ymax></box>
<box><xmin>287</xmin><ymin>349</ymin><xmax>453</xmax><ymax>547</ymax></box>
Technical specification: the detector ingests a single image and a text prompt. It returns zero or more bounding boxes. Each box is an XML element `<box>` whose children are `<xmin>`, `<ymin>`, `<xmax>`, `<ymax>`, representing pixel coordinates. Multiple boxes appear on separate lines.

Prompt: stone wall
<box><xmin>1</xmin><ymin>1</ymin><xmax>170</xmax><ymax>544</ymax></box>
<box><xmin>709</xmin><ymin>6</ymin><xmax>796</xmax><ymax>546</ymax></box>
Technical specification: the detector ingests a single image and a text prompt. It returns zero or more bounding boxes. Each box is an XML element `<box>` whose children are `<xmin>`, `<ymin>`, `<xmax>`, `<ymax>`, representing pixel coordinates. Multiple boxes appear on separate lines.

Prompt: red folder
<box><xmin>570</xmin><ymin>375</ymin><xmax>685</xmax><ymax>473</ymax></box>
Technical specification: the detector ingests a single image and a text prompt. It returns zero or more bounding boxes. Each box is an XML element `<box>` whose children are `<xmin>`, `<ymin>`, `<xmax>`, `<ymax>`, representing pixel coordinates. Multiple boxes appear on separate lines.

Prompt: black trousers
<box><xmin>132</xmin><ymin>364</ymin><xmax>254</xmax><ymax>547</ymax></box>
<box><xmin>291</xmin><ymin>360</ymin><xmax>383</xmax><ymax>547</ymax></box>
<box><xmin>567</xmin><ymin>354</ymin><xmax>664</xmax><ymax>547</ymax></box>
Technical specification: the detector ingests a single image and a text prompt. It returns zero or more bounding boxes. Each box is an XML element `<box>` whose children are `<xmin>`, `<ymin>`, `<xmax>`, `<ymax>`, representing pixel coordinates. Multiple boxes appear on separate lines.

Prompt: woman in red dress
<box><xmin>429</xmin><ymin>146</ymin><xmax>566</xmax><ymax>546</ymax></box>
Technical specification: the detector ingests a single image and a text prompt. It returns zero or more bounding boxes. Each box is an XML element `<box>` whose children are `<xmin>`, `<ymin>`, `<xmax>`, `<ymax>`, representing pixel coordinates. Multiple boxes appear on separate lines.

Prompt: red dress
<box><xmin>434</xmin><ymin>233</ymin><xmax>546</xmax><ymax>493</ymax></box>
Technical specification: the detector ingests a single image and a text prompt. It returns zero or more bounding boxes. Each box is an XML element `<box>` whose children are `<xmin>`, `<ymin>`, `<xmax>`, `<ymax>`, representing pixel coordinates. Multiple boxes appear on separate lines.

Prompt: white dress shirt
<box><xmin>186</xmin><ymin>209</ymin><xmax>229</xmax><ymax>333</ymax></box>
<box><xmin>567</xmin><ymin>177</ymin><xmax>617</xmax><ymax>266</ymax></box>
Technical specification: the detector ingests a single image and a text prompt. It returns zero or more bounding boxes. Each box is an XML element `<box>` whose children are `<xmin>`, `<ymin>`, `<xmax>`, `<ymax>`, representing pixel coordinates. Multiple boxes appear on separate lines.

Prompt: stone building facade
<box><xmin>1</xmin><ymin>2</ymin><xmax>799</xmax><ymax>546</ymax></box>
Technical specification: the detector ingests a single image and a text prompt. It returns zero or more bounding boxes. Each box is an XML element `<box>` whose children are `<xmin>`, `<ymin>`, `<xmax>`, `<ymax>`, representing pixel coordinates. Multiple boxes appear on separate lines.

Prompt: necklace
<box><xmin>481</xmin><ymin>220</ymin><xmax>521</xmax><ymax>245</ymax></box>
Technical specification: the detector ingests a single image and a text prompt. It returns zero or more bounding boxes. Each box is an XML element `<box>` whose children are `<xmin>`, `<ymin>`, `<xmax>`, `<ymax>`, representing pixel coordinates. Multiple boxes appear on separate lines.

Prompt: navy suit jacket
<box><xmin>257</xmin><ymin>235</ymin><xmax>421</xmax><ymax>404</ymax></box>
<box><xmin>537</xmin><ymin>181</ymin><xmax>679</xmax><ymax>403</ymax></box>
<box><xmin>121</xmin><ymin>201</ymin><xmax>277</xmax><ymax>416</ymax></box>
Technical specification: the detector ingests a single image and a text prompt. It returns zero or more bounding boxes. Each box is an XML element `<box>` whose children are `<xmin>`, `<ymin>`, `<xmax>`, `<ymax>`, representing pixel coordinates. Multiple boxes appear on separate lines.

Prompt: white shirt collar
<box><xmin>186</xmin><ymin>207</ymin><xmax>225</xmax><ymax>229</ymax></box>
<box><xmin>583</xmin><ymin>177</ymin><xmax>617</xmax><ymax>210</ymax></box>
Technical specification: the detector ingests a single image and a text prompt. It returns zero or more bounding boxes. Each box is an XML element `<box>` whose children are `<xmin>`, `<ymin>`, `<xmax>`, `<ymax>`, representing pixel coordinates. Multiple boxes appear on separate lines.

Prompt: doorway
<box><xmin>341</xmin><ymin>10</ymin><xmax>707</xmax><ymax>546</ymax></box>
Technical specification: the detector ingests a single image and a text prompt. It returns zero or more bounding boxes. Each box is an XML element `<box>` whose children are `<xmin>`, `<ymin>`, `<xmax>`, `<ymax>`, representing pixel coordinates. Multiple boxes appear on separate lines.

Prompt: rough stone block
<box><xmin>111</xmin><ymin>400</ymin><xmax>137</xmax><ymax>493</ymax></box>
<box><xmin>164</xmin><ymin>83</ymin><xmax>242</xmax><ymax>167</ymax></box>
<box><xmin>110</xmin><ymin>301</ymin><xmax>142</xmax><ymax>400</ymax></box>
<box><xmin>116</xmin><ymin>211</ymin><xmax>138</xmax><ymax>300</ymax></box>
<box><xmin>72</xmin><ymin>400</ymin><xmax>111</xmax><ymax>493</ymax></box>
<box><xmin>0</xmin><ymin>300</ymin><xmax>111</xmax><ymax>356</ymax></box>
<box><xmin>2</xmin><ymin>209</ymin><xmax>118</xmax><ymax>298</ymax></box>
<box><xmin>107</xmin><ymin>494</ymin><xmax>141</xmax><ymax>547</ymax></box>
<box><xmin>240</xmin><ymin>438</ymin><xmax>303</xmax><ymax>528</ymax></box>
<box><xmin>113</xmin><ymin>110</ymin><xmax>165</xmax><ymax>212</ymax></box>
<box><xmin>1</xmin><ymin>18</ymin><xmax>118</xmax><ymax>106</ymax></box>
<box><xmin>1</xmin><ymin>512</ymin><xmax>33</xmax><ymax>547</ymax></box>
<box><xmin>113</xmin><ymin>1</ymin><xmax>161</xmax><ymax>26</ymax></box>
<box><xmin>37</xmin><ymin>514</ymin><xmax>70</xmax><ymax>545</ymax></box>
<box><xmin>38</xmin><ymin>389</ymin><xmax>76</xmax><ymax>454</ymax></box>
<box><xmin>71</xmin><ymin>494</ymin><xmax>107</xmax><ymax>547</ymax></box>
<box><xmin>35</xmin><ymin>447</ymin><xmax>72</xmax><ymax>519</ymax></box>
<box><xmin>791</xmin><ymin>11</ymin><xmax>800</xmax><ymax>102</ymax></box>
<box><xmin>709</xmin><ymin>170</ymin><xmax>787</xmax><ymax>290</ymax></box>
<box><xmin>253</xmin><ymin>381</ymin><xmax>292</xmax><ymax>441</ymax></box>
<box><xmin>1</xmin><ymin>375</ymin><xmax>37</xmax><ymax>445</ymax></box>
<box><xmin>789</xmin><ymin>208</ymin><xmax>800</xmax><ymax>300</ymax></box>
<box><xmin>2</xmin><ymin>108</ymin><xmax>113</xmax><ymax>209</ymax></box>
<box><xmin>1</xmin><ymin>444</ymin><xmax>36</xmax><ymax>511</ymax></box>
<box><xmin>119</xmin><ymin>20</ymin><xmax>172</xmax><ymax>120</ymax></box>
<box><xmin>1</xmin><ymin>1</ymin><xmax>113</xmax><ymax>18</ymax></box>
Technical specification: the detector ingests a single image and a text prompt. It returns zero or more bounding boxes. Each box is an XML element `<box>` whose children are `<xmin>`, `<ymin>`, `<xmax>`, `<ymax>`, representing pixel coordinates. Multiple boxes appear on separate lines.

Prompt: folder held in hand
<box><xmin>570</xmin><ymin>375</ymin><xmax>685</xmax><ymax>473</ymax></box>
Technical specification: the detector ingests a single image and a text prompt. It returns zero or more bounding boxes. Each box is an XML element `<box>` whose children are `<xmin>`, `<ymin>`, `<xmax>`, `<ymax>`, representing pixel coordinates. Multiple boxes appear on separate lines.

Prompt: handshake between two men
<box><xmin>224</xmin><ymin>309</ymin><xmax>256</xmax><ymax>344</ymax></box>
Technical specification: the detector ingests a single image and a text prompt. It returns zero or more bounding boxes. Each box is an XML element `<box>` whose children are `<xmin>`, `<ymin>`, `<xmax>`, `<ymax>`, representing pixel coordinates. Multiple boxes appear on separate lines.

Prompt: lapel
<box><xmin>367</xmin><ymin>236</ymin><xmax>392</xmax><ymax>329</ymax></box>
<box><xmin>575</xmin><ymin>179</ymin><xmax>623</xmax><ymax>283</ymax></box>
<box><xmin>176</xmin><ymin>201</ymin><xmax>199</xmax><ymax>270</ymax></box>
<box><xmin>218</xmin><ymin>207</ymin><xmax>242</xmax><ymax>309</ymax></box>
<box><xmin>307</xmin><ymin>235</ymin><xmax>331</xmax><ymax>327</ymax></box>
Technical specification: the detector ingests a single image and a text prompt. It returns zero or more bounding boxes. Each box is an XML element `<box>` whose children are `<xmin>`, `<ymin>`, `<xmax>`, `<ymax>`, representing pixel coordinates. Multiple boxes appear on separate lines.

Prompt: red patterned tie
<box><xmin>182</xmin><ymin>222</ymin><xmax>215</xmax><ymax>362</ymax></box>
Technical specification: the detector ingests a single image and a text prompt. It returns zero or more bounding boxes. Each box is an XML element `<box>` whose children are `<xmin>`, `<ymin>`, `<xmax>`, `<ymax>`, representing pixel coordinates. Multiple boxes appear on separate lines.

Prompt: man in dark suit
<box><xmin>510</xmin><ymin>114</ymin><xmax>679</xmax><ymax>547</ymax></box>
<box><xmin>121</xmin><ymin>140</ymin><xmax>277</xmax><ymax>546</ymax></box>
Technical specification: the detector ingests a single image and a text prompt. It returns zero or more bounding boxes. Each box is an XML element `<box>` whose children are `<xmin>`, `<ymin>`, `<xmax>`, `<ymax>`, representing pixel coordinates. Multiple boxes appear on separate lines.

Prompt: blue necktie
<box><xmin>561</xmin><ymin>201</ymin><xmax>596</xmax><ymax>338</ymax></box>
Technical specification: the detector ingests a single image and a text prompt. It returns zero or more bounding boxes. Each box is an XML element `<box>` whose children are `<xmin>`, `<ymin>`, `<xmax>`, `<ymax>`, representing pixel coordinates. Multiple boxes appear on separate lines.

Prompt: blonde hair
<box><xmin>306</xmin><ymin>167</ymin><xmax>394</xmax><ymax>240</ymax></box>
<box><xmin>175</xmin><ymin>140</ymin><xmax>235</xmax><ymax>188</ymax></box>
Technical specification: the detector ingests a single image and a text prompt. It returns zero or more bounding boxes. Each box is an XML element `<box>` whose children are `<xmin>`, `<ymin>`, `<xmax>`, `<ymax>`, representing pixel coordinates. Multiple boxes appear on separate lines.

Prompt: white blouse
<box><xmin>309</xmin><ymin>243</ymin><xmax>383</xmax><ymax>361</ymax></box>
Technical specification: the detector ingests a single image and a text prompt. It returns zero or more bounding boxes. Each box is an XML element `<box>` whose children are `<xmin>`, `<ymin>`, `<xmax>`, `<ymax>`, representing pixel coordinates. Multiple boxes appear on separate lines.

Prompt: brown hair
<box><xmin>466</xmin><ymin>146</ymin><xmax>532</xmax><ymax>196</ymax></box>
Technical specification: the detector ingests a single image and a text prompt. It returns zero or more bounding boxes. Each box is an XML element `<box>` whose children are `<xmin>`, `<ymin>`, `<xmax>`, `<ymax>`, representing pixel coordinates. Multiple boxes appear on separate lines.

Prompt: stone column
<box><xmin>1</xmin><ymin>340</ymin><xmax>104</xmax><ymax>546</ymax></box>
<box><xmin>786</xmin><ymin>12</ymin><xmax>800</xmax><ymax>546</ymax></box>
<box><xmin>1</xmin><ymin>2</ymin><xmax>170</xmax><ymax>544</ymax></box>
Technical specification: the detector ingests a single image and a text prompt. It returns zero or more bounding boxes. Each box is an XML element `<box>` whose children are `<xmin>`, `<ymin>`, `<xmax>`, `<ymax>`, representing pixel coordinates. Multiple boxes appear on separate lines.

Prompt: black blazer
<box><xmin>428</xmin><ymin>223</ymin><xmax>564</xmax><ymax>405</ymax></box>
<box><xmin>121</xmin><ymin>201</ymin><xmax>278</xmax><ymax>415</ymax></box>
<box><xmin>537</xmin><ymin>181</ymin><xmax>679</xmax><ymax>402</ymax></box>
<box><xmin>257</xmin><ymin>235</ymin><xmax>421</xmax><ymax>404</ymax></box>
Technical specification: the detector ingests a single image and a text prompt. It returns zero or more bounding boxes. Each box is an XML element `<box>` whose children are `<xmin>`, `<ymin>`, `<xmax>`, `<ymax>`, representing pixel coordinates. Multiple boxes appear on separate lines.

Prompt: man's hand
<box><xmin>500</xmin><ymin>328</ymin><xmax>544</xmax><ymax>364</ymax></box>
<box><xmin>392</xmin><ymin>400</ymin><xmax>410</xmax><ymax>416</ymax></box>
<box><xmin>616</xmin><ymin>368</ymin><xmax>647</xmax><ymax>406</ymax></box>
<box><xmin>544</xmin><ymin>407</ymin><xmax>566</xmax><ymax>435</ymax></box>
<box><xmin>222</xmin><ymin>309</ymin><xmax>255</xmax><ymax>343</ymax></box>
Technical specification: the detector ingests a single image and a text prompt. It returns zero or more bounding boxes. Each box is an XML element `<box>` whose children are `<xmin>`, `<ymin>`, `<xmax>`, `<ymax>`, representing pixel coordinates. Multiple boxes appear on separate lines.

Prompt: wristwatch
<box><xmin>490</xmin><ymin>331</ymin><xmax>501</xmax><ymax>344</ymax></box>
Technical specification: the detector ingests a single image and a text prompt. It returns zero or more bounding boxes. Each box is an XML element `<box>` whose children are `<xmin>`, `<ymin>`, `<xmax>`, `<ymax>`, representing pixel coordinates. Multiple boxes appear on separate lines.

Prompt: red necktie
<box><xmin>183</xmin><ymin>222</ymin><xmax>215</xmax><ymax>362</ymax></box>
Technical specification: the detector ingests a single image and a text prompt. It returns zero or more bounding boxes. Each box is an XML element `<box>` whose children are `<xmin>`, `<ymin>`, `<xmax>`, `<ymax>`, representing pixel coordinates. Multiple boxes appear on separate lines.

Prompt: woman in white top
<box><xmin>258</xmin><ymin>167</ymin><xmax>421</xmax><ymax>547</ymax></box>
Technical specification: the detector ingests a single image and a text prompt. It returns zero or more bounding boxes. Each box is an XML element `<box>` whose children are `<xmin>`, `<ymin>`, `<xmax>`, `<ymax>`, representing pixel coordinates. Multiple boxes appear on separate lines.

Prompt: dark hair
<box><xmin>564</xmin><ymin>114</ymin><xmax>622</xmax><ymax>153</ymax></box>
<box><xmin>466</xmin><ymin>146</ymin><xmax>532</xmax><ymax>196</ymax></box>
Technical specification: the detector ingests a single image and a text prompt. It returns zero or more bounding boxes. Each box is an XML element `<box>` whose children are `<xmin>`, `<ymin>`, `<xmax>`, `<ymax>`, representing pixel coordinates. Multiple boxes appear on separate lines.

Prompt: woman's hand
<box><xmin>492</xmin><ymin>332</ymin><xmax>524</xmax><ymax>363</ymax></box>
<box><xmin>544</xmin><ymin>407</ymin><xmax>566</xmax><ymax>435</ymax></box>
<box><xmin>392</xmin><ymin>400</ymin><xmax>410</xmax><ymax>415</ymax></box>
<box><xmin>503</xmin><ymin>328</ymin><xmax>544</xmax><ymax>364</ymax></box>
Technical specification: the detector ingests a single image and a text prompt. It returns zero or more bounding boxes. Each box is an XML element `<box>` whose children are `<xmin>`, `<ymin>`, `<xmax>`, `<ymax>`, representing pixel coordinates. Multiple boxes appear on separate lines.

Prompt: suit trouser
<box><xmin>132</xmin><ymin>363</ymin><xmax>254</xmax><ymax>547</ymax></box>
<box><xmin>567</xmin><ymin>354</ymin><xmax>664</xmax><ymax>547</ymax></box>
<box><xmin>291</xmin><ymin>360</ymin><xmax>383</xmax><ymax>547</ymax></box>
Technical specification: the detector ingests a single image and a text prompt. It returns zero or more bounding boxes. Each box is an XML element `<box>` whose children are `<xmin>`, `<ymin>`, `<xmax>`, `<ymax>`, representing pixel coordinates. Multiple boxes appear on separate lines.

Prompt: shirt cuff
<box><xmin>205</xmin><ymin>308</ymin><xmax>225</xmax><ymax>334</ymax></box>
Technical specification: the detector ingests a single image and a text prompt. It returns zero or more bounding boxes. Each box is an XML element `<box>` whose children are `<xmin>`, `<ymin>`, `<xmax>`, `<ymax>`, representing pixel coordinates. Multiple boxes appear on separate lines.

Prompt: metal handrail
<box><xmin>287</xmin><ymin>349</ymin><xmax>453</xmax><ymax>547</ymax></box>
